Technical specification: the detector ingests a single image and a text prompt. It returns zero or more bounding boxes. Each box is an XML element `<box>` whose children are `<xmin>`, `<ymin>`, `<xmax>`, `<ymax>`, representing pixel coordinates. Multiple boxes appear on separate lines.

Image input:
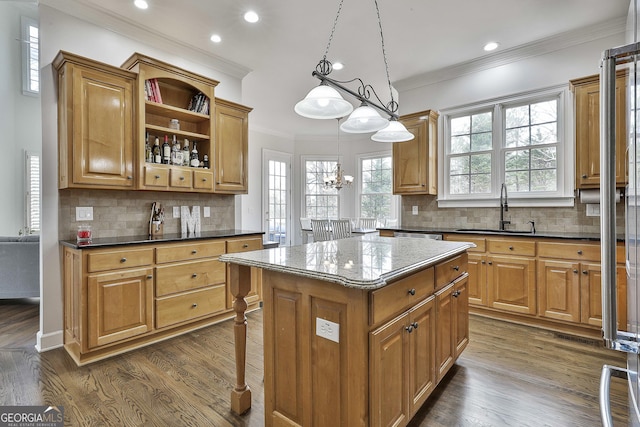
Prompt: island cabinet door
<box><xmin>435</xmin><ymin>282</ymin><xmax>455</xmax><ymax>383</ymax></box>
<box><xmin>453</xmin><ymin>275</ymin><xmax>469</xmax><ymax>357</ymax></box>
<box><xmin>370</xmin><ymin>311</ymin><xmax>410</xmax><ymax>427</ymax></box>
<box><xmin>408</xmin><ymin>296</ymin><xmax>436</xmax><ymax>417</ymax></box>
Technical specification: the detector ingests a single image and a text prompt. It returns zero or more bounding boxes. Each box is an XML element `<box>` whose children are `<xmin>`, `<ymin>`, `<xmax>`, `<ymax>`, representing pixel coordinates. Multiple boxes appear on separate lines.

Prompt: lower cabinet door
<box><xmin>487</xmin><ymin>255</ymin><xmax>536</xmax><ymax>315</ymax></box>
<box><xmin>370</xmin><ymin>312</ymin><xmax>410</xmax><ymax>427</ymax></box>
<box><xmin>453</xmin><ymin>275</ymin><xmax>469</xmax><ymax>357</ymax></box>
<box><xmin>87</xmin><ymin>267</ymin><xmax>153</xmax><ymax>348</ymax></box>
<box><xmin>435</xmin><ymin>283</ymin><xmax>455</xmax><ymax>383</ymax></box>
<box><xmin>408</xmin><ymin>296</ymin><xmax>436</xmax><ymax>417</ymax></box>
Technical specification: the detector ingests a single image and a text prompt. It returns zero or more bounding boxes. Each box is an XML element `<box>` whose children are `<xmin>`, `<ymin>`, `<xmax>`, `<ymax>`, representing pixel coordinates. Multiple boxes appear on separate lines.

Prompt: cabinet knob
<box><xmin>408</xmin><ymin>288</ymin><xmax>416</xmax><ymax>296</ymax></box>
<box><xmin>481</xmin><ymin>260</ymin><xmax>486</xmax><ymax>264</ymax></box>
<box><xmin>452</xmin><ymin>265</ymin><xmax>459</xmax><ymax>271</ymax></box>
<box><xmin>488</xmin><ymin>261</ymin><xmax>493</xmax><ymax>265</ymax></box>
<box><xmin>582</xmin><ymin>174</ymin><xmax>587</xmax><ymax>179</ymax></box>
<box><xmin>192</xmin><ymin>273</ymin><xmax>198</xmax><ymax>278</ymax></box>
<box><xmin>192</xmin><ymin>303</ymin><xmax>198</xmax><ymax>308</ymax></box>
<box><xmin>155</xmin><ymin>175</ymin><xmax>160</xmax><ymax>179</ymax></box>
<box><xmin>412</xmin><ymin>322</ymin><xmax>419</xmax><ymax>329</ymax></box>
<box><xmin>243</xmin><ymin>244</ymin><xmax>249</xmax><ymax>248</ymax></box>
<box><xmin>146</xmin><ymin>275</ymin><xmax>153</xmax><ymax>279</ymax></box>
<box><xmin>180</xmin><ymin>176</ymin><xmax>185</xmax><ymax>181</ymax></box>
<box><xmin>192</xmin><ymin>250</ymin><xmax>198</xmax><ymax>254</ymax></box>
<box><xmin>120</xmin><ymin>257</ymin><xmax>127</xmax><ymax>263</ymax></box>
<box><xmin>127</xmin><ymin>176</ymin><xmax>133</xmax><ymax>180</ymax></box>
<box><xmin>573</xmin><ymin>269</ymin><xmax>578</xmax><ymax>274</ymax></box>
<box><xmin>453</xmin><ymin>290</ymin><xmax>461</xmax><ymax>298</ymax></box>
<box><xmin>216</xmin><ymin>182</ymin><xmax>221</xmax><ymax>184</ymax></box>
<box><xmin>582</xmin><ymin>270</ymin><xmax>588</xmax><ymax>275</ymax></box>
<box><xmin>509</xmin><ymin>246</ymin><xmax>514</xmax><ymax>251</ymax></box>
<box><xmin>405</xmin><ymin>325</ymin><xmax>414</xmax><ymax>333</ymax></box>
<box><xmin>577</xmin><ymin>250</ymin><xmax>583</xmax><ymax>255</ymax></box>
<box><xmin>202</xmin><ymin>178</ymin><xmax>207</xmax><ymax>182</ymax></box>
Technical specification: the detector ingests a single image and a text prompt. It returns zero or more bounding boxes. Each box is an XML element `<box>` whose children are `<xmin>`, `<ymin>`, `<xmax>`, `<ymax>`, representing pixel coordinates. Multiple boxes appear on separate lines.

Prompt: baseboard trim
<box><xmin>36</xmin><ymin>329</ymin><xmax>64</xmax><ymax>352</ymax></box>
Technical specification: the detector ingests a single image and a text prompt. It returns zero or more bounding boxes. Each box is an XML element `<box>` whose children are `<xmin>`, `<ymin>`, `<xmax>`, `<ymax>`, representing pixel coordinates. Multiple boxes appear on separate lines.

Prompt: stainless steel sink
<box><xmin>456</xmin><ymin>228</ymin><xmax>534</xmax><ymax>234</ymax></box>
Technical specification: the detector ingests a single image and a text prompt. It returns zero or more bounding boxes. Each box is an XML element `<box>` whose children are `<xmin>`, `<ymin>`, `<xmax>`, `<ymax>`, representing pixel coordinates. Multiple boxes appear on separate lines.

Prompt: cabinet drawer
<box><xmin>435</xmin><ymin>253</ymin><xmax>468</xmax><ymax>289</ymax></box>
<box><xmin>227</xmin><ymin>237</ymin><xmax>263</xmax><ymax>253</ymax></box>
<box><xmin>87</xmin><ymin>248</ymin><xmax>154</xmax><ymax>273</ymax></box>
<box><xmin>193</xmin><ymin>170</ymin><xmax>214</xmax><ymax>190</ymax></box>
<box><xmin>155</xmin><ymin>284</ymin><xmax>226</xmax><ymax>328</ymax></box>
<box><xmin>370</xmin><ymin>267</ymin><xmax>434</xmax><ymax>326</ymax></box>
<box><xmin>156</xmin><ymin>240</ymin><xmax>225</xmax><ymax>264</ymax></box>
<box><xmin>445</xmin><ymin>235</ymin><xmax>486</xmax><ymax>252</ymax></box>
<box><xmin>143</xmin><ymin>165</ymin><xmax>168</xmax><ymax>187</ymax></box>
<box><xmin>538</xmin><ymin>241</ymin><xmax>600</xmax><ymax>261</ymax></box>
<box><xmin>488</xmin><ymin>239</ymin><xmax>535</xmax><ymax>256</ymax></box>
<box><xmin>170</xmin><ymin>168</ymin><xmax>193</xmax><ymax>188</ymax></box>
<box><xmin>156</xmin><ymin>259</ymin><xmax>226</xmax><ymax>297</ymax></box>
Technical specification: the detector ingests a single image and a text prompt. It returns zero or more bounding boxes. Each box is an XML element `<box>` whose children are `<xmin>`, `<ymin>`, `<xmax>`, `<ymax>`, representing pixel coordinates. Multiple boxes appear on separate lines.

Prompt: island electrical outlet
<box><xmin>316</xmin><ymin>318</ymin><xmax>339</xmax><ymax>343</ymax></box>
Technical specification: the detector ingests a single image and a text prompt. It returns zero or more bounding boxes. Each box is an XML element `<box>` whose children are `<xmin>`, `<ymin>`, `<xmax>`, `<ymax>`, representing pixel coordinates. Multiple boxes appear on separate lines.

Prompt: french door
<box><xmin>263</xmin><ymin>149</ymin><xmax>292</xmax><ymax>246</ymax></box>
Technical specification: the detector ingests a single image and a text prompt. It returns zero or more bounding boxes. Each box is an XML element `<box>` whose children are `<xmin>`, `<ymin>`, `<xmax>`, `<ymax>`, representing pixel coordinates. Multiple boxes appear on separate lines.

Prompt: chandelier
<box><xmin>294</xmin><ymin>0</ymin><xmax>414</xmax><ymax>143</ymax></box>
<box><xmin>324</xmin><ymin>118</ymin><xmax>353</xmax><ymax>190</ymax></box>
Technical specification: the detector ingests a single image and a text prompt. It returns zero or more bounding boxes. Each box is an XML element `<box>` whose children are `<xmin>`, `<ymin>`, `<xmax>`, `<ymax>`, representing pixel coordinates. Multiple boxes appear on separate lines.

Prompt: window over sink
<box><xmin>439</xmin><ymin>86</ymin><xmax>574</xmax><ymax>208</ymax></box>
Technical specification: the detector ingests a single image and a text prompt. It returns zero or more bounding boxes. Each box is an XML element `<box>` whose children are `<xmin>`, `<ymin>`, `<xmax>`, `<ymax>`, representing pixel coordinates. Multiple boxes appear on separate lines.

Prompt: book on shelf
<box><xmin>146</xmin><ymin>78</ymin><xmax>163</xmax><ymax>104</ymax></box>
<box><xmin>187</xmin><ymin>92</ymin><xmax>209</xmax><ymax>115</ymax></box>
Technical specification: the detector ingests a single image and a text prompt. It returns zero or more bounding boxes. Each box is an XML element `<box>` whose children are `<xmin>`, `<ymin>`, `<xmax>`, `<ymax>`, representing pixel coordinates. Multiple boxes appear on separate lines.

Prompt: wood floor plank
<box><xmin>0</xmin><ymin>299</ymin><xmax>629</xmax><ymax>426</ymax></box>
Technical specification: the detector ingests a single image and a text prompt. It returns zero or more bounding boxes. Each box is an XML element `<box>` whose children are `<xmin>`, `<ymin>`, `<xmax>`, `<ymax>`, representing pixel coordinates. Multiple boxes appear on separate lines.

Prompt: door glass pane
<box><xmin>267</xmin><ymin>160</ymin><xmax>287</xmax><ymax>245</ymax></box>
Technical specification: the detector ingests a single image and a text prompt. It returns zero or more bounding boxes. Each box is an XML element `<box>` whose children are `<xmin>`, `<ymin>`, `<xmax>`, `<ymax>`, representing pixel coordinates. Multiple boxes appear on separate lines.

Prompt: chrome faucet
<box><xmin>499</xmin><ymin>183</ymin><xmax>510</xmax><ymax>230</ymax></box>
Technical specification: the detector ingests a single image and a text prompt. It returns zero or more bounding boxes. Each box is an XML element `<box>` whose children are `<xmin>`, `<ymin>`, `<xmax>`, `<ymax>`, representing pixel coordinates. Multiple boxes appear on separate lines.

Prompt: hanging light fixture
<box><xmin>324</xmin><ymin>118</ymin><xmax>354</xmax><ymax>190</ymax></box>
<box><xmin>294</xmin><ymin>0</ymin><xmax>414</xmax><ymax>142</ymax></box>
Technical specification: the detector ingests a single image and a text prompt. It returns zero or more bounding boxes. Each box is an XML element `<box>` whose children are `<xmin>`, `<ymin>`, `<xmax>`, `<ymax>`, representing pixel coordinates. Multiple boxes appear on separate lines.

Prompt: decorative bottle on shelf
<box><xmin>145</xmin><ymin>132</ymin><xmax>153</xmax><ymax>163</ymax></box>
<box><xmin>162</xmin><ymin>135</ymin><xmax>171</xmax><ymax>164</ymax></box>
<box><xmin>171</xmin><ymin>135</ymin><xmax>182</xmax><ymax>165</ymax></box>
<box><xmin>202</xmin><ymin>154</ymin><xmax>209</xmax><ymax>169</ymax></box>
<box><xmin>153</xmin><ymin>137</ymin><xmax>161</xmax><ymax>164</ymax></box>
<box><xmin>182</xmin><ymin>139</ymin><xmax>190</xmax><ymax>166</ymax></box>
<box><xmin>190</xmin><ymin>141</ymin><xmax>200</xmax><ymax>168</ymax></box>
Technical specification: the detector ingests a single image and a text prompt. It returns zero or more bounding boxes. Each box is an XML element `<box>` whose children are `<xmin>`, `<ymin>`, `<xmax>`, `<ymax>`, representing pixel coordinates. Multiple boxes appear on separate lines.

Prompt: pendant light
<box><xmin>340</xmin><ymin>103</ymin><xmax>389</xmax><ymax>133</ymax></box>
<box><xmin>371</xmin><ymin>119</ymin><xmax>415</xmax><ymax>142</ymax></box>
<box><xmin>294</xmin><ymin>84</ymin><xmax>353</xmax><ymax>119</ymax></box>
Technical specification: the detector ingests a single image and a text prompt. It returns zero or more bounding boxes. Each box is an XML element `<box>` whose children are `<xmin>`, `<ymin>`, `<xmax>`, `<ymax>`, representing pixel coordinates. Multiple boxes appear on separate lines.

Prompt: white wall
<box><xmin>38</xmin><ymin>4</ymin><xmax>245</xmax><ymax>351</ymax></box>
<box><xmin>0</xmin><ymin>2</ymin><xmax>41</xmax><ymax>236</ymax></box>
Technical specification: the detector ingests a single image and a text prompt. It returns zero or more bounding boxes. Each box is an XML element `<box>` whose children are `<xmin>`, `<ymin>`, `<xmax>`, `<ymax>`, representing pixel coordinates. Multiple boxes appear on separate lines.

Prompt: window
<box><xmin>25</xmin><ymin>151</ymin><xmax>40</xmax><ymax>234</ymax></box>
<box><xmin>441</xmin><ymin>86</ymin><xmax>572</xmax><ymax>207</ymax></box>
<box><xmin>21</xmin><ymin>16</ymin><xmax>39</xmax><ymax>95</ymax></box>
<box><xmin>359</xmin><ymin>154</ymin><xmax>397</xmax><ymax>221</ymax></box>
<box><xmin>303</xmin><ymin>158</ymin><xmax>339</xmax><ymax>219</ymax></box>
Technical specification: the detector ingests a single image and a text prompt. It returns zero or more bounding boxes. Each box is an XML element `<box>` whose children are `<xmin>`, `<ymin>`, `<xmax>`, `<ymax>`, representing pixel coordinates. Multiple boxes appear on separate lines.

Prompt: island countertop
<box><xmin>219</xmin><ymin>234</ymin><xmax>474</xmax><ymax>290</ymax></box>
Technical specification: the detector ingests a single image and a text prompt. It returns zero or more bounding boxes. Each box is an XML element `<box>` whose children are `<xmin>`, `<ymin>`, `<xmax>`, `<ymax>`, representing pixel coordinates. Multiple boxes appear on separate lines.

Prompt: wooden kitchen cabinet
<box><xmin>570</xmin><ymin>71</ymin><xmax>627</xmax><ymax>189</ymax></box>
<box><xmin>54</xmin><ymin>51</ymin><xmax>136</xmax><ymax>189</ymax></box>
<box><xmin>393</xmin><ymin>110</ymin><xmax>438</xmax><ymax>195</ymax></box>
<box><xmin>214</xmin><ymin>99</ymin><xmax>252</xmax><ymax>194</ymax></box>
<box><xmin>122</xmin><ymin>53</ymin><xmax>221</xmax><ymax>194</ymax></box>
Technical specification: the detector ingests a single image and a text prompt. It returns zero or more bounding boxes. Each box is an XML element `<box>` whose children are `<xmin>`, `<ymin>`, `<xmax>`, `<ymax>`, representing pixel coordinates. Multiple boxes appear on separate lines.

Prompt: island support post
<box><xmin>229</xmin><ymin>263</ymin><xmax>252</xmax><ymax>414</ymax></box>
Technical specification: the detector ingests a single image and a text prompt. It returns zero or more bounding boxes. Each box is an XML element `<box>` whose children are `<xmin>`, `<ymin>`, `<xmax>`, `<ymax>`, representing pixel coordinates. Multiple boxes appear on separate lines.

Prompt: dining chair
<box><xmin>310</xmin><ymin>219</ymin><xmax>331</xmax><ymax>242</ymax></box>
<box><xmin>358</xmin><ymin>218</ymin><xmax>378</xmax><ymax>229</ymax></box>
<box><xmin>300</xmin><ymin>217</ymin><xmax>313</xmax><ymax>243</ymax></box>
<box><xmin>331</xmin><ymin>219</ymin><xmax>352</xmax><ymax>240</ymax></box>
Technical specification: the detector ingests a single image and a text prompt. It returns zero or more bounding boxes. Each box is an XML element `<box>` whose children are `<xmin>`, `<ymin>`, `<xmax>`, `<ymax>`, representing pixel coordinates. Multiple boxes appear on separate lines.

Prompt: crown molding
<box><xmin>39</xmin><ymin>0</ymin><xmax>252</xmax><ymax>79</ymax></box>
<box><xmin>394</xmin><ymin>17</ymin><xmax>626</xmax><ymax>92</ymax></box>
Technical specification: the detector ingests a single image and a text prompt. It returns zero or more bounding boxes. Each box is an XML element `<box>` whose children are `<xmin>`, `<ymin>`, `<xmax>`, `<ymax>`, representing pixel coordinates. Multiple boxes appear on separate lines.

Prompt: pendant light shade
<box><xmin>294</xmin><ymin>84</ymin><xmax>354</xmax><ymax>119</ymax></box>
<box><xmin>371</xmin><ymin>120</ymin><xmax>415</xmax><ymax>142</ymax></box>
<box><xmin>340</xmin><ymin>104</ymin><xmax>389</xmax><ymax>133</ymax></box>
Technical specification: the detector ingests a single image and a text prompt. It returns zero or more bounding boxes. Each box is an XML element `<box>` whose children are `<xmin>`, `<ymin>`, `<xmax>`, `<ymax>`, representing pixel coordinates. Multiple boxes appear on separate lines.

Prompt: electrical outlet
<box><xmin>586</xmin><ymin>204</ymin><xmax>600</xmax><ymax>217</ymax></box>
<box><xmin>173</xmin><ymin>206</ymin><xmax>180</xmax><ymax>218</ymax></box>
<box><xmin>204</xmin><ymin>207</ymin><xmax>211</xmax><ymax>218</ymax></box>
<box><xmin>316</xmin><ymin>317</ymin><xmax>339</xmax><ymax>343</ymax></box>
<box><xmin>75</xmin><ymin>207</ymin><xmax>93</xmax><ymax>221</ymax></box>
<box><xmin>412</xmin><ymin>206</ymin><xmax>418</xmax><ymax>215</ymax></box>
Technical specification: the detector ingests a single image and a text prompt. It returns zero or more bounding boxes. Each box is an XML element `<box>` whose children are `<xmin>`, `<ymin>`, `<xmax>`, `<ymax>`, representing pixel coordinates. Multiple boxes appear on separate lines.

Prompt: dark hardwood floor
<box><xmin>0</xmin><ymin>299</ymin><xmax>629</xmax><ymax>426</ymax></box>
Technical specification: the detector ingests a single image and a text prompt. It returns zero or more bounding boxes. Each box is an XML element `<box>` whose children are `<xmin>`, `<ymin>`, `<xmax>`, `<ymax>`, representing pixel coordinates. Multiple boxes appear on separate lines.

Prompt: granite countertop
<box><xmin>377</xmin><ymin>226</ymin><xmax>620</xmax><ymax>241</ymax></box>
<box><xmin>60</xmin><ymin>229</ymin><xmax>264</xmax><ymax>249</ymax></box>
<box><xmin>219</xmin><ymin>234</ymin><xmax>474</xmax><ymax>290</ymax></box>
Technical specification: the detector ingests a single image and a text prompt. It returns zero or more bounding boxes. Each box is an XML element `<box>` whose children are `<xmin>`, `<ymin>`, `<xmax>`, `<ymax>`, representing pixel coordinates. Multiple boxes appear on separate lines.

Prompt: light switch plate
<box><xmin>204</xmin><ymin>207</ymin><xmax>211</xmax><ymax>218</ymax></box>
<box><xmin>316</xmin><ymin>317</ymin><xmax>339</xmax><ymax>343</ymax></box>
<box><xmin>586</xmin><ymin>204</ymin><xmax>600</xmax><ymax>217</ymax></box>
<box><xmin>173</xmin><ymin>206</ymin><xmax>180</xmax><ymax>218</ymax></box>
<box><xmin>75</xmin><ymin>207</ymin><xmax>93</xmax><ymax>221</ymax></box>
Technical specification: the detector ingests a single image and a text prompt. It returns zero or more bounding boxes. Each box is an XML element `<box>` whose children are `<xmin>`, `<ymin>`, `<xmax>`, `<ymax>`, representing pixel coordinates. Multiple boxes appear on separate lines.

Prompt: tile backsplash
<box><xmin>59</xmin><ymin>189</ymin><xmax>235</xmax><ymax>240</ymax></box>
<box><xmin>400</xmin><ymin>195</ymin><xmax>625</xmax><ymax>235</ymax></box>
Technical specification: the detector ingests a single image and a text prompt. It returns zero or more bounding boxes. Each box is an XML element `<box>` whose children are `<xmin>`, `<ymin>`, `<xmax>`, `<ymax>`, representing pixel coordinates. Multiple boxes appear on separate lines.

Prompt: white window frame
<box><xmin>356</xmin><ymin>151</ymin><xmax>399</xmax><ymax>222</ymax></box>
<box><xmin>21</xmin><ymin>16</ymin><xmax>39</xmax><ymax>96</ymax></box>
<box><xmin>301</xmin><ymin>155</ymin><xmax>341</xmax><ymax>219</ymax></box>
<box><xmin>438</xmin><ymin>84</ymin><xmax>574</xmax><ymax>208</ymax></box>
<box><xmin>25</xmin><ymin>150</ymin><xmax>40</xmax><ymax>234</ymax></box>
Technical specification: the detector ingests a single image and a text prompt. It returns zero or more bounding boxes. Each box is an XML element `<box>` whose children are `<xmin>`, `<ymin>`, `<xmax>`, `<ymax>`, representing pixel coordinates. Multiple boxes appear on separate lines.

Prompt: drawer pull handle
<box><xmin>243</xmin><ymin>244</ymin><xmax>249</xmax><ymax>248</ymax></box>
<box><xmin>509</xmin><ymin>246</ymin><xmax>514</xmax><ymax>250</ymax></box>
<box><xmin>577</xmin><ymin>250</ymin><xmax>583</xmax><ymax>255</ymax></box>
<box><xmin>120</xmin><ymin>257</ymin><xmax>127</xmax><ymax>263</ymax></box>
<box><xmin>452</xmin><ymin>265</ymin><xmax>459</xmax><ymax>271</ymax></box>
<box><xmin>146</xmin><ymin>275</ymin><xmax>153</xmax><ymax>279</ymax></box>
<box><xmin>573</xmin><ymin>269</ymin><xmax>579</xmax><ymax>274</ymax></box>
<box><xmin>192</xmin><ymin>250</ymin><xmax>198</xmax><ymax>254</ymax></box>
<box><xmin>408</xmin><ymin>288</ymin><xmax>416</xmax><ymax>296</ymax></box>
<box><xmin>453</xmin><ymin>290</ymin><xmax>461</xmax><ymax>298</ymax></box>
<box><xmin>155</xmin><ymin>175</ymin><xmax>160</xmax><ymax>179</ymax></box>
<box><xmin>192</xmin><ymin>303</ymin><xmax>198</xmax><ymax>308</ymax></box>
<box><xmin>192</xmin><ymin>273</ymin><xmax>198</xmax><ymax>278</ymax></box>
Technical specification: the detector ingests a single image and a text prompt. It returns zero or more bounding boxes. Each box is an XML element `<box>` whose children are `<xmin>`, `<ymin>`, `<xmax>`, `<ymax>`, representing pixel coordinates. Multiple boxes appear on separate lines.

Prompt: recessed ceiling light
<box><xmin>333</xmin><ymin>62</ymin><xmax>344</xmax><ymax>70</ymax></box>
<box><xmin>134</xmin><ymin>0</ymin><xmax>148</xmax><ymax>10</ymax></box>
<box><xmin>244</xmin><ymin>10</ymin><xmax>259</xmax><ymax>23</ymax></box>
<box><xmin>210</xmin><ymin>34</ymin><xmax>222</xmax><ymax>43</ymax></box>
<box><xmin>484</xmin><ymin>42</ymin><xmax>499</xmax><ymax>52</ymax></box>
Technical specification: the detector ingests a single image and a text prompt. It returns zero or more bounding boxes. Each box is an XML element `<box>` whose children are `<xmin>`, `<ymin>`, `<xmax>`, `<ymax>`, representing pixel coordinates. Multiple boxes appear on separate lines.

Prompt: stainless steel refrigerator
<box><xmin>600</xmin><ymin>3</ymin><xmax>640</xmax><ymax>426</ymax></box>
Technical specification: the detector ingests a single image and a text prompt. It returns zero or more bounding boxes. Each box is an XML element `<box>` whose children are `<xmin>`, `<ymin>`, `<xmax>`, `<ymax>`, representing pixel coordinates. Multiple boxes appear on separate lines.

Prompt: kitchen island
<box><xmin>220</xmin><ymin>235</ymin><xmax>474</xmax><ymax>427</ymax></box>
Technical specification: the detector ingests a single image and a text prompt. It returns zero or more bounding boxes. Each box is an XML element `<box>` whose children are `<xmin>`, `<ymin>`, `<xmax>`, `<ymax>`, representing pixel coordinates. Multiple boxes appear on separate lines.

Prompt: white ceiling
<box><xmin>71</xmin><ymin>0</ymin><xmax>630</xmax><ymax>139</ymax></box>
